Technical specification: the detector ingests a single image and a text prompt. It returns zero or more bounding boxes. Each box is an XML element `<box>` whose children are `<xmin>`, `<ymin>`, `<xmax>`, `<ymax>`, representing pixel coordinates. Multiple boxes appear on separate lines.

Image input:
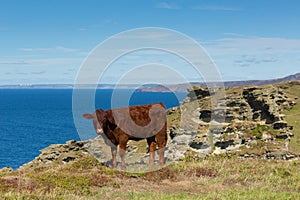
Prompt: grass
<box><xmin>1</xmin><ymin>155</ymin><xmax>300</xmax><ymax>199</ymax></box>
<box><xmin>280</xmin><ymin>82</ymin><xmax>300</xmax><ymax>154</ymax></box>
<box><xmin>244</xmin><ymin>124</ymin><xmax>282</xmax><ymax>140</ymax></box>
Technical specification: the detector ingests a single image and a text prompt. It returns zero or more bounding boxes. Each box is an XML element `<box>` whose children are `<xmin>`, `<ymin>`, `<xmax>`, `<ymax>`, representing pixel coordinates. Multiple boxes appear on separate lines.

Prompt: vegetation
<box><xmin>281</xmin><ymin>83</ymin><xmax>300</xmax><ymax>154</ymax></box>
<box><xmin>1</xmin><ymin>156</ymin><xmax>300</xmax><ymax>199</ymax></box>
<box><xmin>243</xmin><ymin>124</ymin><xmax>281</xmax><ymax>140</ymax></box>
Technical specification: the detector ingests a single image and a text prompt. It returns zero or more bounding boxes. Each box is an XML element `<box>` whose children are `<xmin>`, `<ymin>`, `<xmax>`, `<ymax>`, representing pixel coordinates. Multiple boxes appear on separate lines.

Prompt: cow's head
<box><xmin>83</xmin><ymin>109</ymin><xmax>106</xmax><ymax>134</ymax></box>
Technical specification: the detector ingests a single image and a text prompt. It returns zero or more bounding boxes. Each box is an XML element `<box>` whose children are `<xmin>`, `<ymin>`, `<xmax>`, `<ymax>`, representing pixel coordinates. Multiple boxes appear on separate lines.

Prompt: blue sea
<box><xmin>0</xmin><ymin>89</ymin><xmax>186</xmax><ymax>169</ymax></box>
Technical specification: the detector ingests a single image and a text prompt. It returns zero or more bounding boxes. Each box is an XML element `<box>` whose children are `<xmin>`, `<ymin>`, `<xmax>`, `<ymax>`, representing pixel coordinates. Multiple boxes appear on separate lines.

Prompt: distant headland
<box><xmin>1</xmin><ymin>72</ymin><xmax>299</xmax><ymax>91</ymax></box>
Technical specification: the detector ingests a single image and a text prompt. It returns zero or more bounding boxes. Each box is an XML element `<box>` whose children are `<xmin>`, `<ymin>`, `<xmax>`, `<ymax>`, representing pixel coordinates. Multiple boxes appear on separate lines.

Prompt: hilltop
<box><xmin>138</xmin><ymin>72</ymin><xmax>300</xmax><ymax>92</ymax></box>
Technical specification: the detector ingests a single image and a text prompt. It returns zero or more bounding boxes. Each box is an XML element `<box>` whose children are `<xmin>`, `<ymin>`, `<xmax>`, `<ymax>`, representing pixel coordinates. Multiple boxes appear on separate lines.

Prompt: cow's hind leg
<box><xmin>155</xmin><ymin>124</ymin><xmax>167</xmax><ymax>165</ymax></box>
<box><xmin>147</xmin><ymin>136</ymin><xmax>156</xmax><ymax>166</ymax></box>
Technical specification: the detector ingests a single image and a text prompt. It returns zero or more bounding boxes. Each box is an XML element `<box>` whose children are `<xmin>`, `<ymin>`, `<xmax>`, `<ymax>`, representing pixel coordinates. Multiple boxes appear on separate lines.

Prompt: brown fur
<box><xmin>83</xmin><ymin>102</ymin><xmax>167</xmax><ymax>170</ymax></box>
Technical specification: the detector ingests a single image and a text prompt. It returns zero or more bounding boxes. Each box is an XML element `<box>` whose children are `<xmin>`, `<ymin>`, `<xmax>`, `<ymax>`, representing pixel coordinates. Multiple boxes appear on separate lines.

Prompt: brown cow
<box><xmin>83</xmin><ymin>102</ymin><xmax>167</xmax><ymax>170</ymax></box>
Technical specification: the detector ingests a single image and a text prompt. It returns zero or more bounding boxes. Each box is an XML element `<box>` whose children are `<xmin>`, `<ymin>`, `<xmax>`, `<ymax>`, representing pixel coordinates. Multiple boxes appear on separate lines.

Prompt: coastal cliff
<box><xmin>1</xmin><ymin>81</ymin><xmax>300</xmax><ymax>199</ymax></box>
<box><xmin>14</xmin><ymin>81</ymin><xmax>300</xmax><ymax>171</ymax></box>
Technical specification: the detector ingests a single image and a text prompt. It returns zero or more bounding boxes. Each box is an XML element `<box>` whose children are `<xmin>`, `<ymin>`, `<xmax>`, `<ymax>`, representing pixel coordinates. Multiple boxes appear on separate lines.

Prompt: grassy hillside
<box><xmin>1</xmin><ymin>155</ymin><xmax>299</xmax><ymax>200</ymax></box>
<box><xmin>280</xmin><ymin>82</ymin><xmax>300</xmax><ymax>154</ymax></box>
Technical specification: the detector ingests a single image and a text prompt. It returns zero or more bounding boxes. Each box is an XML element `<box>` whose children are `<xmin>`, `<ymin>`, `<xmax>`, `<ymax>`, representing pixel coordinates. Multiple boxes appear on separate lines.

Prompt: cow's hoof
<box><xmin>112</xmin><ymin>162</ymin><xmax>117</xmax><ymax>169</ymax></box>
<box><xmin>108</xmin><ymin>164</ymin><xmax>117</xmax><ymax>169</ymax></box>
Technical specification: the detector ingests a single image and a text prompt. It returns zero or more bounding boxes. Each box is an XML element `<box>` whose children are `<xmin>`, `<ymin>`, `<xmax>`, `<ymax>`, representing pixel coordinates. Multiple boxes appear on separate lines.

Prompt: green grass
<box><xmin>244</xmin><ymin>124</ymin><xmax>281</xmax><ymax>140</ymax></box>
<box><xmin>109</xmin><ymin>190</ymin><xmax>300</xmax><ymax>200</ymax></box>
<box><xmin>1</xmin><ymin>155</ymin><xmax>300</xmax><ymax>199</ymax></box>
<box><xmin>281</xmin><ymin>83</ymin><xmax>300</xmax><ymax>154</ymax></box>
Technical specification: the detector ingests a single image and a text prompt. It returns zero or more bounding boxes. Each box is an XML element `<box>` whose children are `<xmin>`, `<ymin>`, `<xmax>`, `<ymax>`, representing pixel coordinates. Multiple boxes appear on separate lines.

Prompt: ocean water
<box><xmin>0</xmin><ymin>89</ymin><xmax>186</xmax><ymax>169</ymax></box>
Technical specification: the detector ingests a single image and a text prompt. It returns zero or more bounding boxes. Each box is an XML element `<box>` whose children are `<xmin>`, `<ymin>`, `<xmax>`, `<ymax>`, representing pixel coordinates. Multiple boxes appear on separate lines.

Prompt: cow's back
<box><xmin>105</xmin><ymin>102</ymin><xmax>166</xmax><ymax>135</ymax></box>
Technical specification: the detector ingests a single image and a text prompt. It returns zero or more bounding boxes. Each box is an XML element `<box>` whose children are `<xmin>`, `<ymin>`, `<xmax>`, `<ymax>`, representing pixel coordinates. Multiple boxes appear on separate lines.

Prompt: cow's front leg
<box><xmin>110</xmin><ymin>146</ymin><xmax>117</xmax><ymax>168</ymax></box>
<box><xmin>119</xmin><ymin>147</ymin><xmax>126</xmax><ymax>171</ymax></box>
<box><xmin>118</xmin><ymin>136</ymin><xmax>129</xmax><ymax>171</ymax></box>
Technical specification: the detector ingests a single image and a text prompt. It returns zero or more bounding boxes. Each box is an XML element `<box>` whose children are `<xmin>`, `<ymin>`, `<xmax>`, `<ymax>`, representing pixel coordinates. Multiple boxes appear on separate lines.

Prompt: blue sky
<box><xmin>1</xmin><ymin>0</ymin><xmax>300</xmax><ymax>85</ymax></box>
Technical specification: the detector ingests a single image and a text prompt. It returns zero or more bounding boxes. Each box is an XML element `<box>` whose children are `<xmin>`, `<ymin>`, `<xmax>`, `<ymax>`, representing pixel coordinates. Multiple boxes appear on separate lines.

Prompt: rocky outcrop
<box><xmin>242</xmin><ymin>86</ymin><xmax>295</xmax><ymax>123</ymax></box>
<box><xmin>19</xmin><ymin>140</ymin><xmax>89</xmax><ymax>170</ymax></box>
<box><xmin>187</xmin><ymin>86</ymin><xmax>211</xmax><ymax>101</ymax></box>
<box><xmin>183</xmin><ymin>85</ymin><xmax>296</xmax><ymax>124</ymax></box>
<box><xmin>18</xmin><ymin>136</ymin><xmax>160</xmax><ymax>171</ymax></box>
<box><xmin>167</xmin><ymin>84</ymin><xmax>299</xmax><ymax>161</ymax></box>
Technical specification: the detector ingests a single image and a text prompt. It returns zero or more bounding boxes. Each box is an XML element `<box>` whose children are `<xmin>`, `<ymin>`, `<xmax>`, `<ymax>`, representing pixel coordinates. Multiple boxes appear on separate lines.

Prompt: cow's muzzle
<box><xmin>96</xmin><ymin>128</ymin><xmax>103</xmax><ymax>134</ymax></box>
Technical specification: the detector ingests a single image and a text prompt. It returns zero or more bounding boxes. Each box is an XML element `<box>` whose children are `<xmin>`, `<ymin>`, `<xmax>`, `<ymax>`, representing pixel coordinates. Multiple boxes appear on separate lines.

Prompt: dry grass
<box><xmin>1</xmin><ymin>155</ymin><xmax>299</xmax><ymax>199</ymax></box>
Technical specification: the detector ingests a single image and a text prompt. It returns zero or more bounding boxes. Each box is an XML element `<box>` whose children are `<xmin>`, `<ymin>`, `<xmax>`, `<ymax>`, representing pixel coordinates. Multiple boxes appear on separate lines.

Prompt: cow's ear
<box><xmin>82</xmin><ymin>113</ymin><xmax>94</xmax><ymax>120</ymax></box>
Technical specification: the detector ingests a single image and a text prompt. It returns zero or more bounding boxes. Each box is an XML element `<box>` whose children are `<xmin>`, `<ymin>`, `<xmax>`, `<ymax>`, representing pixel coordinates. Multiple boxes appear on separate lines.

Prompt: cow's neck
<box><xmin>102</xmin><ymin>124</ymin><xmax>118</xmax><ymax>145</ymax></box>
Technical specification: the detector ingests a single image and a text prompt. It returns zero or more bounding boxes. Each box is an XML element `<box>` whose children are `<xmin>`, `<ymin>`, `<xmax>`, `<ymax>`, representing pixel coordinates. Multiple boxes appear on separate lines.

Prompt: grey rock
<box><xmin>187</xmin><ymin>86</ymin><xmax>211</xmax><ymax>101</ymax></box>
<box><xmin>172</xmin><ymin>135</ymin><xmax>192</xmax><ymax>145</ymax></box>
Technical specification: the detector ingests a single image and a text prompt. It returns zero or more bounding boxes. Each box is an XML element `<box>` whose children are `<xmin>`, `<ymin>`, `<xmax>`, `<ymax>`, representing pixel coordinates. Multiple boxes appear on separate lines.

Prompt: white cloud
<box><xmin>31</xmin><ymin>71</ymin><xmax>47</xmax><ymax>75</ymax></box>
<box><xmin>0</xmin><ymin>57</ymin><xmax>82</xmax><ymax>68</ymax></box>
<box><xmin>234</xmin><ymin>56</ymin><xmax>277</xmax><ymax>67</ymax></box>
<box><xmin>18</xmin><ymin>48</ymin><xmax>34</xmax><ymax>52</ymax></box>
<box><xmin>203</xmin><ymin>36</ymin><xmax>300</xmax><ymax>56</ymax></box>
<box><xmin>199</xmin><ymin>36</ymin><xmax>300</xmax><ymax>81</ymax></box>
<box><xmin>18</xmin><ymin>46</ymin><xmax>79</xmax><ymax>53</ymax></box>
<box><xmin>156</xmin><ymin>2</ymin><xmax>180</xmax><ymax>10</ymax></box>
<box><xmin>114</xmin><ymin>30</ymin><xmax>173</xmax><ymax>40</ymax></box>
<box><xmin>222</xmin><ymin>32</ymin><xmax>245</xmax><ymax>37</ymax></box>
<box><xmin>261</xmin><ymin>58</ymin><xmax>277</xmax><ymax>63</ymax></box>
<box><xmin>28</xmin><ymin>58</ymin><xmax>82</xmax><ymax>66</ymax></box>
<box><xmin>0</xmin><ymin>60</ymin><xmax>30</xmax><ymax>65</ymax></box>
<box><xmin>192</xmin><ymin>5</ymin><xmax>241</xmax><ymax>11</ymax></box>
<box><xmin>54</xmin><ymin>46</ymin><xmax>79</xmax><ymax>52</ymax></box>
